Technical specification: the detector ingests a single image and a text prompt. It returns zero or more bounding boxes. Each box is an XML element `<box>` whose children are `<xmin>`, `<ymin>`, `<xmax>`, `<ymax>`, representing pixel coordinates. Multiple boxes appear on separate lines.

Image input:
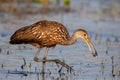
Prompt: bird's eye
<box><xmin>84</xmin><ymin>34</ymin><xmax>86</xmax><ymax>36</ymax></box>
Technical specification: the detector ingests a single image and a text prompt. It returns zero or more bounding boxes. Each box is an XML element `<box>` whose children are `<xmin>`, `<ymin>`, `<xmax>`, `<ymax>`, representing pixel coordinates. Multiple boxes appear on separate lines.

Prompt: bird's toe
<box><xmin>34</xmin><ymin>57</ymin><xmax>39</xmax><ymax>62</ymax></box>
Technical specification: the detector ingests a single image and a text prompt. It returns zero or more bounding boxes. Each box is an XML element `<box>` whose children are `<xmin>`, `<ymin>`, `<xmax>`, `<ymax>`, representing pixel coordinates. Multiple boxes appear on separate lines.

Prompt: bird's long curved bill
<box><xmin>84</xmin><ymin>38</ymin><xmax>97</xmax><ymax>57</ymax></box>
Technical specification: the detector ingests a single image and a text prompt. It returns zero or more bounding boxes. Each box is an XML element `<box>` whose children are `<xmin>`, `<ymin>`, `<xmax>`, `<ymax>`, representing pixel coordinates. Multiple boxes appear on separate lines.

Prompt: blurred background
<box><xmin>0</xmin><ymin>0</ymin><xmax>120</xmax><ymax>80</ymax></box>
<box><xmin>0</xmin><ymin>0</ymin><xmax>120</xmax><ymax>35</ymax></box>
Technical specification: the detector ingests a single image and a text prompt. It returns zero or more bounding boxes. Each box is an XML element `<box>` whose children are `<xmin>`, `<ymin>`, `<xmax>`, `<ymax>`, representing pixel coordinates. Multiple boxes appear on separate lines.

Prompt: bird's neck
<box><xmin>63</xmin><ymin>34</ymin><xmax>77</xmax><ymax>45</ymax></box>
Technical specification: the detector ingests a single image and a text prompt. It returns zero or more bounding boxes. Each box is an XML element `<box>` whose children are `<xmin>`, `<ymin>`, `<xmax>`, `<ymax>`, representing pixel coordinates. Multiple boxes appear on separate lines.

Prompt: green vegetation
<box><xmin>64</xmin><ymin>0</ymin><xmax>70</xmax><ymax>6</ymax></box>
<box><xmin>34</xmin><ymin>0</ymin><xmax>43</xmax><ymax>3</ymax></box>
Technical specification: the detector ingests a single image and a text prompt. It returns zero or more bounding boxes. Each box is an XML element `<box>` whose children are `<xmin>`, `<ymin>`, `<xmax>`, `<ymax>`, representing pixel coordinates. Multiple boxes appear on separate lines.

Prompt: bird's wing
<box><xmin>43</xmin><ymin>21</ymin><xmax>70</xmax><ymax>45</ymax></box>
<box><xmin>10</xmin><ymin>20</ymin><xmax>70</xmax><ymax>47</ymax></box>
<box><xmin>10</xmin><ymin>23</ymin><xmax>43</xmax><ymax>44</ymax></box>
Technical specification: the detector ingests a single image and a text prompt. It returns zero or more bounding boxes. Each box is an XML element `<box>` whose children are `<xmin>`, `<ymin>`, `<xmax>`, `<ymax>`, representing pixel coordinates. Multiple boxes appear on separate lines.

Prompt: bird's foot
<box><xmin>34</xmin><ymin>57</ymin><xmax>47</xmax><ymax>62</ymax></box>
<box><xmin>42</xmin><ymin>57</ymin><xmax>47</xmax><ymax>63</ymax></box>
<box><xmin>53</xmin><ymin>59</ymin><xmax>73</xmax><ymax>71</ymax></box>
<box><xmin>34</xmin><ymin>57</ymin><xmax>39</xmax><ymax>62</ymax></box>
<box><xmin>33</xmin><ymin>58</ymin><xmax>73</xmax><ymax>71</ymax></box>
<box><xmin>43</xmin><ymin>57</ymin><xmax>47</xmax><ymax>60</ymax></box>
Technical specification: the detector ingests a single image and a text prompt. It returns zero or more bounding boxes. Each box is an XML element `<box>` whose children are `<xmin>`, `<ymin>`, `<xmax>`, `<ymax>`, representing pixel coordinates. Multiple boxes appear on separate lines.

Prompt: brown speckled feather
<box><xmin>10</xmin><ymin>20</ymin><xmax>70</xmax><ymax>48</ymax></box>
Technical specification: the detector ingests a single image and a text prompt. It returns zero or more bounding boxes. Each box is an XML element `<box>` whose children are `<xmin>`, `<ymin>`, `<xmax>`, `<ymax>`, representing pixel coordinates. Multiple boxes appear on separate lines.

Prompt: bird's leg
<box><xmin>34</xmin><ymin>48</ymin><xmax>49</xmax><ymax>62</ymax></box>
<box><xmin>33</xmin><ymin>48</ymin><xmax>73</xmax><ymax>72</ymax></box>
<box><xmin>34</xmin><ymin>48</ymin><xmax>41</xmax><ymax>62</ymax></box>
<box><xmin>33</xmin><ymin>48</ymin><xmax>49</xmax><ymax>73</ymax></box>
<box><xmin>43</xmin><ymin>48</ymin><xmax>73</xmax><ymax>71</ymax></box>
<box><xmin>42</xmin><ymin>48</ymin><xmax>49</xmax><ymax>73</ymax></box>
<box><xmin>43</xmin><ymin>48</ymin><xmax>49</xmax><ymax>60</ymax></box>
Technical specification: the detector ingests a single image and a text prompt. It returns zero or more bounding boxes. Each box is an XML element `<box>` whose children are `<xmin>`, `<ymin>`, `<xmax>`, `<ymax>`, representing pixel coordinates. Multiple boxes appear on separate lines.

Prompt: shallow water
<box><xmin>0</xmin><ymin>0</ymin><xmax>120</xmax><ymax>80</ymax></box>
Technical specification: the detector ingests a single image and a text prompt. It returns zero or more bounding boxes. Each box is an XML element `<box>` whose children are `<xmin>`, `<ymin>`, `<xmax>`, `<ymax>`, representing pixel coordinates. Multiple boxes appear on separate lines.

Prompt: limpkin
<box><xmin>10</xmin><ymin>20</ymin><xmax>97</xmax><ymax>71</ymax></box>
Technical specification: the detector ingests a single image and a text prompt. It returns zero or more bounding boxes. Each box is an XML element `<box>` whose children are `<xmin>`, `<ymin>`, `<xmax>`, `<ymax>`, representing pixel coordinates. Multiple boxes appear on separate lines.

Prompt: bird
<box><xmin>10</xmin><ymin>20</ymin><xmax>97</xmax><ymax>70</ymax></box>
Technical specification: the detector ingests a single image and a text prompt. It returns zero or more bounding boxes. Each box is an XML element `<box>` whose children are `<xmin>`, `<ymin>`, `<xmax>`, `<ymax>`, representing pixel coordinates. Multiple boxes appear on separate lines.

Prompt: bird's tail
<box><xmin>9</xmin><ymin>34</ymin><xmax>23</xmax><ymax>44</ymax></box>
<box><xmin>9</xmin><ymin>39</ymin><xmax>22</xmax><ymax>44</ymax></box>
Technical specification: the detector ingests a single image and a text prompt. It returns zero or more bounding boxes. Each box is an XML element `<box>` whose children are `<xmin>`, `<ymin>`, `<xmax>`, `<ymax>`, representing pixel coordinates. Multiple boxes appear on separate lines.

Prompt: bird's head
<box><xmin>74</xmin><ymin>29</ymin><xmax>97</xmax><ymax>57</ymax></box>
